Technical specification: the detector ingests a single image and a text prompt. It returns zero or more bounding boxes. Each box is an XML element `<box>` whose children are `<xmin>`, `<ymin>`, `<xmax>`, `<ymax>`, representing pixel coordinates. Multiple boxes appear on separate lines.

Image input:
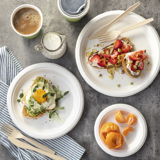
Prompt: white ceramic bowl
<box><xmin>11</xmin><ymin>4</ymin><xmax>43</xmax><ymax>39</ymax></box>
<box><xmin>94</xmin><ymin>104</ymin><xmax>147</xmax><ymax>157</ymax></box>
<box><xmin>57</xmin><ymin>0</ymin><xmax>90</xmax><ymax>22</ymax></box>
<box><xmin>7</xmin><ymin>63</ymin><xmax>84</xmax><ymax>139</ymax></box>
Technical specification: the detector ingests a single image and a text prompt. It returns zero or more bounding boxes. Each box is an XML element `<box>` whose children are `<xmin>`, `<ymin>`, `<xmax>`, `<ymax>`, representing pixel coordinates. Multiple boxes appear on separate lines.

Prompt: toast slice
<box><xmin>88</xmin><ymin>37</ymin><xmax>134</xmax><ymax>69</ymax></box>
<box><xmin>22</xmin><ymin>106</ymin><xmax>44</xmax><ymax>119</ymax></box>
<box><xmin>21</xmin><ymin>76</ymin><xmax>57</xmax><ymax>119</ymax></box>
<box><xmin>121</xmin><ymin>50</ymin><xmax>147</xmax><ymax>79</ymax></box>
<box><xmin>121</xmin><ymin>55</ymin><xmax>141</xmax><ymax>78</ymax></box>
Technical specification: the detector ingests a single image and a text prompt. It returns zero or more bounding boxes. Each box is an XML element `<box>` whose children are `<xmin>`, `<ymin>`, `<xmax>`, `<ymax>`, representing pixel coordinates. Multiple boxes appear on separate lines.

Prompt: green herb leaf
<box><xmin>64</xmin><ymin>91</ymin><xmax>69</xmax><ymax>96</ymax></box>
<box><xmin>47</xmin><ymin>97</ymin><xmax>51</xmax><ymax>103</ymax></box>
<box><xmin>42</xmin><ymin>93</ymin><xmax>48</xmax><ymax>98</ymax></box>
<box><xmin>37</xmin><ymin>101</ymin><xmax>41</xmax><ymax>105</ymax></box>
<box><xmin>42</xmin><ymin>85</ymin><xmax>45</xmax><ymax>90</ymax></box>
<box><xmin>57</xmin><ymin>90</ymin><xmax>62</xmax><ymax>95</ymax></box>
<box><xmin>19</xmin><ymin>93</ymin><xmax>24</xmax><ymax>98</ymax></box>
<box><xmin>55</xmin><ymin>96</ymin><xmax>62</xmax><ymax>102</ymax></box>
<box><xmin>28</xmin><ymin>107</ymin><xmax>31</xmax><ymax>111</ymax></box>
<box><xmin>17</xmin><ymin>99</ymin><xmax>20</xmax><ymax>102</ymax></box>
<box><xmin>44</xmin><ymin>79</ymin><xmax>46</xmax><ymax>84</ymax></box>
<box><xmin>33</xmin><ymin>88</ymin><xmax>36</xmax><ymax>92</ymax></box>
<box><xmin>30</xmin><ymin>101</ymin><xmax>34</xmax><ymax>107</ymax></box>
<box><xmin>50</xmin><ymin>92</ymin><xmax>55</xmax><ymax>97</ymax></box>
<box><xmin>52</xmin><ymin>85</ymin><xmax>57</xmax><ymax>91</ymax></box>
<box><xmin>35</xmin><ymin>85</ymin><xmax>39</xmax><ymax>88</ymax></box>
<box><xmin>40</xmin><ymin>106</ymin><xmax>44</xmax><ymax>111</ymax></box>
<box><xmin>34</xmin><ymin>110</ymin><xmax>39</xmax><ymax>114</ymax></box>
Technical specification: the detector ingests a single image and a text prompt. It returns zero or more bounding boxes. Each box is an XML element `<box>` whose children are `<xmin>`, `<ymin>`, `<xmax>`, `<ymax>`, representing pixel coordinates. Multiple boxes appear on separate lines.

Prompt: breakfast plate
<box><xmin>7</xmin><ymin>63</ymin><xmax>84</xmax><ymax>139</ymax></box>
<box><xmin>75</xmin><ymin>10</ymin><xmax>160</xmax><ymax>97</ymax></box>
<box><xmin>94</xmin><ymin>104</ymin><xmax>147</xmax><ymax>157</ymax></box>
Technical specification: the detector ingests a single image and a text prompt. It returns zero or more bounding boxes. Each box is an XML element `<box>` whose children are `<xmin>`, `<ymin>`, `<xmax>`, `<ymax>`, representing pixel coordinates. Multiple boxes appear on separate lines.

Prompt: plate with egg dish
<box><xmin>75</xmin><ymin>10</ymin><xmax>160</xmax><ymax>97</ymax></box>
<box><xmin>7</xmin><ymin>63</ymin><xmax>84</xmax><ymax>139</ymax></box>
<box><xmin>94</xmin><ymin>104</ymin><xmax>147</xmax><ymax>157</ymax></box>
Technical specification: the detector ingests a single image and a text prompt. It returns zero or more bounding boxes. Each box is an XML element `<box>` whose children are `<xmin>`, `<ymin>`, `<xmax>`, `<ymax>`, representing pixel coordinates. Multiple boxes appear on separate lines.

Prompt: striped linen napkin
<box><xmin>0</xmin><ymin>46</ymin><xmax>85</xmax><ymax>160</ymax></box>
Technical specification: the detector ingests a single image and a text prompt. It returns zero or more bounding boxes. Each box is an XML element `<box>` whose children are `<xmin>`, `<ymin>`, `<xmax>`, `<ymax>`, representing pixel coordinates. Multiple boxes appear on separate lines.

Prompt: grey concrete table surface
<box><xmin>0</xmin><ymin>0</ymin><xmax>160</xmax><ymax>160</ymax></box>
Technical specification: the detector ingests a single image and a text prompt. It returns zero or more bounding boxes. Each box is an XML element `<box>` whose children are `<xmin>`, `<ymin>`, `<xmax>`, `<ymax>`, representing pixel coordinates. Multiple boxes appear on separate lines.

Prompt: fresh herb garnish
<box><xmin>28</xmin><ymin>107</ymin><xmax>31</xmax><ymax>111</ymax></box>
<box><xmin>30</xmin><ymin>101</ymin><xmax>34</xmax><ymax>107</ymax></box>
<box><xmin>52</xmin><ymin>85</ymin><xmax>57</xmax><ymax>91</ymax></box>
<box><xmin>52</xmin><ymin>85</ymin><xmax>69</xmax><ymax>102</ymax></box>
<box><xmin>34</xmin><ymin>110</ymin><xmax>39</xmax><ymax>114</ymax></box>
<box><xmin>19</xmin><ymin>93</ymin><xmax>24</xmax><ymax>98</ymax></box>
<box><xmin>56</xmin><ymin>91</ymin><xmax>69</xmax><ymax>102</ymax></box>
<box><xmin>17</xmin><ymin>89</ymin><xmax>24</xmax><ymax>102</ymax></box>
<box><xmin>35</xmin><ymin>85</ymin><xmax>39</xmax><ymax>88</ymax></box>
<box><xmin>49</xmin><ymin>107</ymin><xmax>64</xmax><ymax>119</ymax></box>
<box><xmin>47</xmin><ymin>97</ymin><xmax>52</xmax><ymax>103</ymax></box>
<box><xmin>64</xmin><ymin>91</ymin><xmax>69</xmax><ymax>96</ymax></box>
<box><xmin>42</xmin><ymin>85</ymin><xmax>45</xmax><ymax>90</ymax></box>
<box><xmin>42</xmin><ymin>93</ymin><xmax>48</xmax><ymax>98</ymax></box>
<box><xmin>40</xmin><ymin>106</ymin><xmax>45</xmax><ymax>111</ymax></box>
<box><xmin>49</xmin><ymin>92</ymin><xmax>55</xmax><ymax>97</ymax></box>
<box><xmin>33</xmin><ymin>88</ymin><xmax>36</xmax><ymax>92</ymax></box>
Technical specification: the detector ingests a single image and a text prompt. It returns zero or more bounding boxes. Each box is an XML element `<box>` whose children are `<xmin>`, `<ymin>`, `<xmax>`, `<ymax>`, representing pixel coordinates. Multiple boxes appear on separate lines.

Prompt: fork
<box><xmin>1</xmin><ymin>123</ymin><xmax>55</xmax><ymax>154</ymax></box>
<box><xmin>98</xmin><ymin>18</ymin><xmax>154</xmax><ymax>43</ymax></box>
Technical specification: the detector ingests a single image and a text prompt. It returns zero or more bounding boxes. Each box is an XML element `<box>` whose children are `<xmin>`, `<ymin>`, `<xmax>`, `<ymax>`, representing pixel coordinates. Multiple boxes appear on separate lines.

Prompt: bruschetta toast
<box><xmin>121</xmin><ymin>50</ymin><xmax>148</xmax><ymax>78</ymax></box>
<box><xmin>88</xmin><ymin>37</ymin><xmax>134</xmax><ymax>69</ymax></box>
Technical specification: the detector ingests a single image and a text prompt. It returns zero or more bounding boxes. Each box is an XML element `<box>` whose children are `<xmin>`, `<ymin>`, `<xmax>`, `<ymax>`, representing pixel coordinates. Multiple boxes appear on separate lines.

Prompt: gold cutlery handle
<box><xmin>23</xmin><ymin>136</ymin><xmax>55</xmax><ymax>154</ymax></box>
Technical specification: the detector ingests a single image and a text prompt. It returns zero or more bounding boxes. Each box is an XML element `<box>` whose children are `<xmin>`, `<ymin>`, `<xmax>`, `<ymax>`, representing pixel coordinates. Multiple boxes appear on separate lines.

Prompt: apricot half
<box><xmin>123</xmin><ymin>127</ymin><xmax>134</xmax><ymax>136</ymax></box>
<box><xmin>105</xmin><ymin>132</ymin><xmax>124</xmax><ymax>149</ymax></box>
<box><xmin>126</xmin><ymin>114</ymin><xmax>137</xmax><ymax>126</ymax></box>
<box><xmin>115</xmin><ymin>111</ymin><xmax>125</xmax><ymax>123</ymax></box>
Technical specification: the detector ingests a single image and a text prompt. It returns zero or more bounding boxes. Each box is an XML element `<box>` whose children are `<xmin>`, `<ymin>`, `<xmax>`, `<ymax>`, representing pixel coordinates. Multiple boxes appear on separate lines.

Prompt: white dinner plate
<box><xmin>7</xmin><ymin>63</ymin><xmax>84</xmax><ymax>139</ymax></box>
<box><xmin>94</xmin><ymin>104</ymin><xmax>147</xmax><ymax>157</ymax></box>
<box><xmin>75</xmin><ymin>10</ymin><xmax>160</xmax><ymax>97</ymax></box>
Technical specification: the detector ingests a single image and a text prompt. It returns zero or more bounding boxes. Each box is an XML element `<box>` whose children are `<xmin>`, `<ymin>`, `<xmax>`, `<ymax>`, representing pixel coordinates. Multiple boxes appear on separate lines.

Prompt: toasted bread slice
<box><xmin>88</xmin><ymin>37</ymin><xmax>134</xmax><ymax>69</ymax></box>
<box><xmin>21</xmin><ymin>76</ymin><xmax>57</xmax><ymax>119</ymax></box>
<box><xmin>121</xmin><ymin>55</ymin><xmax>141</xmax><ymax>79</ymax></box>
<box><xmin>22</xmin><ymin>106</ymin><xmax>44</xmax><ymax>119</ymax></box>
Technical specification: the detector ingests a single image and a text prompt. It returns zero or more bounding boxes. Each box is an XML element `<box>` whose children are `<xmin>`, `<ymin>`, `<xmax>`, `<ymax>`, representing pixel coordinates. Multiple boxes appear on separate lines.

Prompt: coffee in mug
<box><xmin>13</xmin><ymin>7</ymin><xmax>41</xmax><ymax>35</ymax></box>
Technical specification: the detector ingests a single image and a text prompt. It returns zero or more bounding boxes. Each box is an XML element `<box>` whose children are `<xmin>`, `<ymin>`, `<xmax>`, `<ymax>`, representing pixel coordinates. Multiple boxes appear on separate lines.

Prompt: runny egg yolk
<box><xmin>33</xmin><ymin>89</ymin><xmax>48</xmax><ymax>103</ymax></box>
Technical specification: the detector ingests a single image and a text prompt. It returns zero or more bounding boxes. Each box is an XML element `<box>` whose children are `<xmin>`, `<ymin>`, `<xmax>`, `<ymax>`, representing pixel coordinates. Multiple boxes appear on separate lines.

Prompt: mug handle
<box><xmin>33</xmin><ymin>44</ymin><xmax>43</xmax><ymax>52</ymax></box>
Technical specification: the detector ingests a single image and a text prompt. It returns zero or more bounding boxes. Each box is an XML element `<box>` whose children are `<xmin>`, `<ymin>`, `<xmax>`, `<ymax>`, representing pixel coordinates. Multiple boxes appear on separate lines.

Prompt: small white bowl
<box><xmin>11</xmin><ymin>4</ymin><xmax>43</xmax><ymax>39</ymax></box>
<box><xmin>94</xmin><ymin>104</ymin><xmax>147</xmax><ymax>157</ymax></box>
<box><xmin>57</xmin><ymin>0</ymin><xmax>90</xmax><ymax>22</ymax></box>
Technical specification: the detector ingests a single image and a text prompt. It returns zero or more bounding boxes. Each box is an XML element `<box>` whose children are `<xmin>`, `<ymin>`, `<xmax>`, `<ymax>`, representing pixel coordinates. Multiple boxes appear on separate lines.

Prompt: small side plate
<box><xmin>94</xmin><ymin>104</ymin><xmax>147</xmax><ymax>157</ymax></box>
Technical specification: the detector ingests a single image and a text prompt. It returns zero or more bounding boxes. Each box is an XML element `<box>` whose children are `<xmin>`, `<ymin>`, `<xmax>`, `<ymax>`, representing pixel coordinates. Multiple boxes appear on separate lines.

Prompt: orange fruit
<box><xmin>123</xmin><ymin>127</ymin><xmax>134</xmax><ymax>136</ymax></box>
<box><xmin>100</xmin><ymin>122</ymin><xmax>120</xmax><ymax>141</ymax></box>
<box><xmin>105</xmin><ymin>132</ymin><xmax>124</xmax><ymax>149</ymax></box>
<box><xmin>115</xmin><ymin>111</ymin><xmax>125</xmax><ymax>123</ymax></box>
<box><xmin>126</xmin><ymin>114</ymin><xmax>137</xmax><ymax>126</ymax></box>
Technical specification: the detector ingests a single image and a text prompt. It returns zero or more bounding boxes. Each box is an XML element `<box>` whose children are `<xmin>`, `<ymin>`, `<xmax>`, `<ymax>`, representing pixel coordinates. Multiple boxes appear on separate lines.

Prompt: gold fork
<box><xmin>1</xmin><ymin>123</ymin><xmax>55</xmax><ymax>154</ymax></box>
<box><xmin>98</xmin><ymin>18</ymin><xmax>154</xmax><ymax>43</ymax></box>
